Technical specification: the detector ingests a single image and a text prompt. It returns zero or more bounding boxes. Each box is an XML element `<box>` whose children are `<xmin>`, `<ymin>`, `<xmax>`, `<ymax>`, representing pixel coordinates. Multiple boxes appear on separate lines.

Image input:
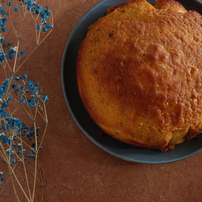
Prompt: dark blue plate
<box><xmin>62</xmin><ymin>0</ymin><xmax>202</xmax><ymax>164</ymax></box>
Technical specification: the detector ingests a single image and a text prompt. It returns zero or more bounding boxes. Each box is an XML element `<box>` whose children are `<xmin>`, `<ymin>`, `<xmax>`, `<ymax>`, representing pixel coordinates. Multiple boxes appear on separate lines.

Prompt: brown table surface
<box><xmin>1</xmin><ymin>0</ymin><xmax>202</xmax><ymax>201</ymax></box>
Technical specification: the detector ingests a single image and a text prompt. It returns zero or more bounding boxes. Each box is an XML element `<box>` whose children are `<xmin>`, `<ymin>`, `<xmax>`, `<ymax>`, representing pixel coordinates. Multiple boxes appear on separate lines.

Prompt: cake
<box><xmin>76</xmin><ymin>0</ymin><xmax>202</xmax><ymax>151</ymax></box>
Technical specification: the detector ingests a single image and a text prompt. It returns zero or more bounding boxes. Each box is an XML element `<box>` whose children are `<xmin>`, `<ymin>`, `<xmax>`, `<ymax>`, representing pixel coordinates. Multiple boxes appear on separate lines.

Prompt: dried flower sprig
<box><xmin>0</xmin><ymin>74</ymin><xmax>48</xmax><ymax>201</ymax></box>
<box><xmin>0</xmin><ymin>0</ymin><xmax>54</xmax><ymax>72</ymax></box>
<box><xmin>0</xmin><ymin>0</ymin><xmax>53</xmax><ymax>201</ymax></box>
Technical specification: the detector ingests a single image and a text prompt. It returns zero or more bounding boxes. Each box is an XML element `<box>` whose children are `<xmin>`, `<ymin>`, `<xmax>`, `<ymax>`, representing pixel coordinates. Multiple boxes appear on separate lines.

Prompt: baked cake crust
<box><xmin>77</xmin><ymin>0</ymin><xmax>202</xmax><ymax>151</ymax></box>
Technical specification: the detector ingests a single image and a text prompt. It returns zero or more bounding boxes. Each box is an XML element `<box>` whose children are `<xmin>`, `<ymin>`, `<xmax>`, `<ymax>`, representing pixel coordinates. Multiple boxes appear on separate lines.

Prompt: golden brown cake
<box><xmin>76</xmin><ymin>0</ymin><xmax>202</xmax><ymax>151</ymax></box>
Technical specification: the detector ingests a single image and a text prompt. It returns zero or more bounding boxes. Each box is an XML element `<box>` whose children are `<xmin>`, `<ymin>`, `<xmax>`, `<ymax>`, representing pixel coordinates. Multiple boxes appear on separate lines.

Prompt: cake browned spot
<box><xmin>76</xmin><ymin>0</ymin><xmax>202</xmax><ymax>151</ymax></box>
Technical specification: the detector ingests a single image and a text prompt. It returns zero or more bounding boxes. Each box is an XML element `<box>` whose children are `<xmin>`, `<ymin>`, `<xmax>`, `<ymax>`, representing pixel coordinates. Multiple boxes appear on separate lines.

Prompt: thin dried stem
<box><xmin>9</xmin><ymin>165</ymin><xmax>31</xmax><ymax>202</ymax></box>
<box><xmin>31</xmin><ymin>153</ymin><xmax>37</xmax><ymax>202</ymax></box>
<box><xmin>38</xmin><ymin>124</ymin><xmax>47</xmax><ymax>152</ymax></box>
<box><xmin>15</xmin><ymin>28</ymin><xmax>53</xmax><ymax>73</ymax></box>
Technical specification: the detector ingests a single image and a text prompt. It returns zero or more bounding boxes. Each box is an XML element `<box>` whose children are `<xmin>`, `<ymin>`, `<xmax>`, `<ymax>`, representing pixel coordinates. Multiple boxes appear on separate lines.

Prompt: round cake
<box><xmin>76</xmin><ymin>0</ymin><xmax>202</xmax><ymax>152</ymax></box>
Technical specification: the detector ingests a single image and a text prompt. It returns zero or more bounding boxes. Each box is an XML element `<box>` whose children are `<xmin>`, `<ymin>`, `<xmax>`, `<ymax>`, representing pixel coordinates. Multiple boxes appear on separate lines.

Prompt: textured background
<box><xmin>1</xmin><ymin>0</ymin><xmax>202</xmax><ymax>201</ymax></box>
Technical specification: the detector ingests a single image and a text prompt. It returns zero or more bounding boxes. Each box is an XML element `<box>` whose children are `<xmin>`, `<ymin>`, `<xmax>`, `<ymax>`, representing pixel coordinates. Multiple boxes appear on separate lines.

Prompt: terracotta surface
<box><xmin>1</xmin><ymin>0</ymin><xmax>202</xmax><ymax>202</ymax></box>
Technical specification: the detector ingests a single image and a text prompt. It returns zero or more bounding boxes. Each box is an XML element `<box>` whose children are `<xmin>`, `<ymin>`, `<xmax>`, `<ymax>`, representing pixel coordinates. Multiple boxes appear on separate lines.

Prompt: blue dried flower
<box><xmin>2</xmin><ymin>137</ymin><xmax>9</xmax><ymax>144</ymax></box>
<box><xmin>11</xmin><ymin>84</ymin><xmax>17</xmax><ymax>89</ymax></box>
<box><xmin>3</xmin><ymin>112</ymin><xmax>8</xmax><ymax>117</ymax></box>
<box><xmin>14</xmin><ymin>6</ymin><xmax>19</xmax><ymax>12</ymax></box>
<box><xmin>29</xmin><ymin>87</ymin><xmax>35</xmax><ymax>92</ymax></box>
<box><xmin>26</xmin><ymin>81</ymin><xmax>34</xmax><ymax>87</ymax></box>
<box><xmin>20</xmin><ymin>51</ymin><xmax>26</xmax><ymax>55</ymax></box>
<box><xmin>31</xmin><ymin>5</ymin><xmax>42</xmax><ymax>15</ymax></box>
<box><xmin>42</xmin><ymin>27</ymin><xmax>47</xmax><ymax>33</ymax></box>
<box><xmin>14</xmin><ymin>89</ymin><xmax>19</xmax><ymax>94</ymax></box>
<box><xmin>22</xmin><ymin>73</ymin><xmax>28</xmax><ymax>79</ymax></box>
<box><xmin>46</xmin><ymin>24</ymin><xmax>51</xmax><ymax>29</ymax></box>
<box><xmin>36</xmin><ymin>25</ymin><xmax>41</xmax><ymax>30</ymax></box>
<box><xmin>7</xmin><ymin>2</ymin><xmax>12</xmax><ymax>7</ymax></box>
<box><xmin>3</xmin><ymin>78</ymin><xmax>11</xmax><ymax>85</ymax></box>
<box><xmin>30</xmin><ymin>126</ymin><xmax>34</xmax><ymax>131</ymax></box>
<box><xmin>31</xmin><ymin>143</ymin><xmax>35</xmax><ymax>148</ymax></box>
<box><xmin>1</xmin><ymin>27</ymin><xmax>6</xmax><ymax>32</ymax></box>
<box><xmin>0</xmin><ymin>89</ymin><xmax>4</xmax><ymax>95</ymax></box>
<box><xmin>28</xmin><ymin>100</ymin><xmax>34</xmax><ymax>107</ymax></box>
<box><xmin>2</xmin><ymin>103</ymin><xmax>8</xmax><ymax>109</ymax></box>
<box><xmin>20</xmin><ymin>98</ymin><xmax>26</xmax><ymax>104</ymax></box>
<box><xmin>0</xmin><ymin>37</ymin><xmax>5</xmax><ymax>46</ymax></box>
<box><xmin>43</xmin><ymin>96</ymin><xmax>49</xmax><ymax>102</ymax></box>
<box><xmin>0</xmin><ymin>9</ymin><xmax>6</xmax><ymax>15</ymax></box>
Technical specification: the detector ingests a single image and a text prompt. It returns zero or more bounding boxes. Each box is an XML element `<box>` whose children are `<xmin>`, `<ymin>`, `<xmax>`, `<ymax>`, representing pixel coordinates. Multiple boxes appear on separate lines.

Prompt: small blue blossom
<box><xmin>20</xmin><ymin>98</ymin><xmax>26</xmax><ymax>104</ymax></box>
<box><xmin>42</xmin><ymin>27</ymin><xmax>47</xmax><ymax>33</ymax></box>
<box><xmin>1</xmin><ymin>27</ymin><xmax>6</xmax><ymax>32</ymax></box>
<box><xmin>0</xmin><ymin>37</ymin><xmax>5</xmax><ymax>46</ymax></box>
<box><xmin>3</xmin><ymin>112</ymin><xmax>8</xmax><ymax>117</ymax></box>
<box><xmin>27</xmin><ymin>132</ymin><xmax>34</xmax><ymax>138</ymax></box>
<box><xmin>8</xmin><ymin>54</ymin><xmax>13</xmax><ymax>60</ymax></box>
<box><xmin>6</xmin><ymin>96</ymin><xmax>12</xmax><ymax>103</ymax></box>
<box><xmin>20</xmin><ymin>86</ymin><xmax>25</xmax><ymax>90</ymax></box>
<box><xmin>31</xmin><ymin>4</ymin><xmax>42</xmax><ymax>15</ymax></box>
<box><xmin>43</xmin><ymin>96</ymin><xmax>49</xmax><ymax>102</ymax></box>
<box><xmin>40</xmin><ymin>10</ymin><xmax>47</xmax><ymax>19</ymax></box>
<box><xmin>46</xmin><ymin>24</ymin><xmax>51</xmax><ymax>29</ymax></box>
<box><xmin>14</xmin><ymin>6</ymin><xmax>19</xmax><ymax>12</ymax></box>
<box><xmin>28</xmin><ymin>100</ymin><xmax>34</xmax><ymax>107</ymax></box>
<box><xmin>12</xmin><ymin>159</ymin><xmax>16</xmax><ymax>164</ymax></box>
<box><xmin>0</xmin><ymin>9</ymin><xmax>6</xmax><ymax>15</ymax></box>
<box><xmin>36</xmin><ymin>25</ymin><xmax>41</xmax><ymax>30</ymax></box>
<box><xmin>26</xmin><ymin>81</ymin><xmax>34</xmax><ymax>87</ymax></box>
<box><xmin>20</xmin><ymin>51</ymin><xmax>26</xmax><ymax>55</ymax></box>
<box><xmin>31</xmin><ymin>143</ymin><xmax>35</xmax><ymax>148</ymax></box>
<box><xmin>2</xmin><ymin>137</ymin><xmax>9</xmax><ymax>144</ymax></box>
<box><xmin>3</xmin><ymin>78</ymin><xmax>10</xmax><ymax>85</ymax></box>
<box><xmin>0</xmin><ymin>49</ymin><xmax>6</xmax><ymax>63</ymax></box>
<box><xmin>29</xmin><ymin>87</ymin><xmax>35</xmax><ymax>92</ymax></box>
<box><xmin>11</xmin><ymin>84</ymin><xmax>17</xmax><ymax>89</ymax></box>
<box><xmin>0</xmin><ymin>109</ymin><xmax>4</xmax><ymax>115</ymax></box>
<box><xmin>23</xmin><ymin>127</ymin><xmax>28</xmax><ymax>133</ymax></box>
<box><xmin>14</xmin><ymin>89</ymin><xmax>19</xmax><ymax>94</ymax></box>
<box><xmin>2</xmin><ymin>18</ymin><xmax>7</xmax><ymax>23</ymax></box>
<box><xmin>7</xmin><ymin>2</ymin><xmax>12</xmax><ymax>7</ymax></box>
<box><xmin>22</xmin><ymin>149</ymin><xmax>26</xmax><ymax>155</ymax></box>
<box><xmin>22</xmin><ymin>73</ymin><xmax>28</xmax><ymax>79</ymax></box>
<box><xmin>0</xmin><ymin>88</ymin><xmax>4</xmax><ymax>95</ymax></box>
<box><xmin>30</xmin><ymin>126</ymin><xmax>34</xmax><ymax>131</ymax></box>
<box><xmin>2</xmin><ymin>103</ymin><xmax>8</xmax><ymax>109</ymax></box>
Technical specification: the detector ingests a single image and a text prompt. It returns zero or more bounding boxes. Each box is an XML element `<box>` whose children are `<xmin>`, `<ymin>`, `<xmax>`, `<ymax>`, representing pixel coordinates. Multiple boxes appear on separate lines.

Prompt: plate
<box><xmin>62</xmin><ymin>0</ymin><xmax>202</xmax><ymax>164</ymax></box>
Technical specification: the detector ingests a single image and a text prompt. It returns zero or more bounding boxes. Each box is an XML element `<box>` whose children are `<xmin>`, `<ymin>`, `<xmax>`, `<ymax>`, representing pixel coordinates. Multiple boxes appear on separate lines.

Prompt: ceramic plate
<box><xmin>62</xmin><ymin>0</ymin><xmax>202</xmax><ymax>164</ymax></box>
